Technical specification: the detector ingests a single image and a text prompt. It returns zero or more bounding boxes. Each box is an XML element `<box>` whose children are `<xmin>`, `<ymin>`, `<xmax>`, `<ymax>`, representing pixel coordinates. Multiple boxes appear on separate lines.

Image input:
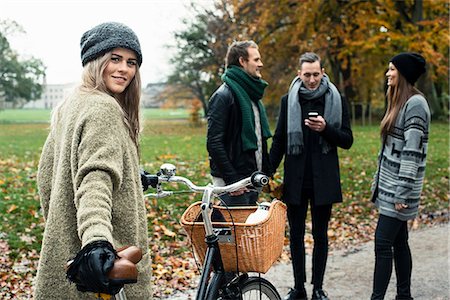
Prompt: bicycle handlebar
<box><xmin>142</xmin><ymin>164</ymin><xmax>272</xmax><ymax>261</ymax></box>
<box><xmin>143</xmin><ymin>163</ymin><xmax>269</xmax><ymax>198</ymax></box>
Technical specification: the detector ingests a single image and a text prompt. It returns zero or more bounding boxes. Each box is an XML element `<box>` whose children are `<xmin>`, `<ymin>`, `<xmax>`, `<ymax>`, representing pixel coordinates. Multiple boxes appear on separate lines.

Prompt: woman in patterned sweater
<box><xmin>370</xmin><ymin>52</ymin><xmax>430</xmax><ymax>300</ymax></box>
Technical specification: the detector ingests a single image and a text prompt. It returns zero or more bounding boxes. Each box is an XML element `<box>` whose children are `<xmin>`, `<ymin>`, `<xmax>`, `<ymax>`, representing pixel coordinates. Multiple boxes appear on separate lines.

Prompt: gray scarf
<box><xmin>287</xmin><ymin>74</ymin><xmax>342</xmax><ymax>155</ymax></box>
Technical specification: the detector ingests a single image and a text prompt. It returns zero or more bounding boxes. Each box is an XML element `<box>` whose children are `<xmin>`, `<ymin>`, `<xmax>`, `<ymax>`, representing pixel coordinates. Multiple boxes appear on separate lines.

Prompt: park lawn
<box><xmin>0</xmin><ymin>108</ymin><xmax>193</xmax><ymax>124</ymax></box>
<box><xmin>0</xmin><ymin>109</ymin><xmax>51</xmax><ymax>123</ymax></box>
<box><xmin>0</xmin><ymin>110</ymin><xmax>447</xmax><ymax>297</ymax></box>
<box><xmin>0</xmin><ymin>117</ymin><xmax>447</xmax><ymax>255</ymax></box>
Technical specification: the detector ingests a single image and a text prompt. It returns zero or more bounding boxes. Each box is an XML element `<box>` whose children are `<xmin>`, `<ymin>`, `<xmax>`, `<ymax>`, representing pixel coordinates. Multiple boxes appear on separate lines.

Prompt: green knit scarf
<box><xmin>221</xmin><ymin>66</ymin><xmax>272</xmax><ymax>151</ymax></box>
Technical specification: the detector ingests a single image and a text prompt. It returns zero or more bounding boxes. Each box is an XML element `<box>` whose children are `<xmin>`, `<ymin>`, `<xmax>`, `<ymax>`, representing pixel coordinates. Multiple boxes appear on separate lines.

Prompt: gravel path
<box><xmin>264</xmin><ymin>224</ymin><xmax>449</xmax><ymax>299</ymax></box>
<box><xmin>168</xmin><ymin>224</ymin><xmax>449</xmax><ymax>299</ymax></box>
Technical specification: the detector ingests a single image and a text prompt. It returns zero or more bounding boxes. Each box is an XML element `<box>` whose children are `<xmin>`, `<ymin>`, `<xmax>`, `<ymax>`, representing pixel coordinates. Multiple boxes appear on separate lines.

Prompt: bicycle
<box><xmin>142</xmin><ymin>163</ymin><xmax>285</xmax><ymax>300</ymax></box>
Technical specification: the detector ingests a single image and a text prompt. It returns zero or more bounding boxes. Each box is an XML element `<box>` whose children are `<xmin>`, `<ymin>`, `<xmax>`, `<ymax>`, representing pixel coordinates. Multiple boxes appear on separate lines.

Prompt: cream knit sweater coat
<box><xmin>34</xmin><ymin>89</ymin><xmax>152</xmax><ymax>299</ymax></box>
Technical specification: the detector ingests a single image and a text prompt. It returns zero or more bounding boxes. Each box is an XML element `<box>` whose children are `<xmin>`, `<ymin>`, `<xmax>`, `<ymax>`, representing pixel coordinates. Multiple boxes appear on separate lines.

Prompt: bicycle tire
<box><xmin>228</xmin><ymin>276</ymin><xmax>281</xmax><ymax>300</ymax></box>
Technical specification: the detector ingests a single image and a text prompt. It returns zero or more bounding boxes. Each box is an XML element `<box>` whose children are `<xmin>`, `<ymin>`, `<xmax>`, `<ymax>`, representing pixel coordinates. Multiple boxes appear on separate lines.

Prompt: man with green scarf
<box><xmin>206</xmin><ymin>40</ymin><xmax>272</xmax><ymax>206</ymax></box>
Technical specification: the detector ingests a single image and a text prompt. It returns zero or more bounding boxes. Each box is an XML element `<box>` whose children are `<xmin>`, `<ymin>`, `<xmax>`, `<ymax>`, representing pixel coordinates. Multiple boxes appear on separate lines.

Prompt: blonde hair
<box><xmin>81</xmin><ymin>51</ymin><xmax>141</xmax><ymax>149</ymax></box>
<box><xmin>380</xmin><ymin>72</ymin><xmax>422</xmax><ymax>139</ymax></box>
<box><xmin>51</xmin><ymin>51</ymin><xmax>142</xmax><ymax>151</ymax></box>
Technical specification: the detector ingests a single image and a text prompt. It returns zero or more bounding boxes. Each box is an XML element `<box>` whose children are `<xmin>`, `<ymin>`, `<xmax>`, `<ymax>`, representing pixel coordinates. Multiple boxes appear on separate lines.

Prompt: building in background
<box><xmin>0</xmin><ymin>90</ymin><xmax>5</xmax><ymax>109</ymax></box>
<box><xmin>22</xmin><ymin>82</ymin><xmax>167</xmax><ymax>109</ymax></box>
<box><xmin>141</xmin><ymin>83</ymin><xmax>166</xmax><ymax>108</ymax></box>
<box><xmin>23</xmin><ymin>82</ymin><xmax>78</xmax><ymax>109</ymax></box>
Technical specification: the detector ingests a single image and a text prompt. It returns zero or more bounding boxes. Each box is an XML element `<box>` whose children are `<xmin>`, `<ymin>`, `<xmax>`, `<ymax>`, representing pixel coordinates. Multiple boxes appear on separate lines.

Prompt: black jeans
<box><xmin>371</xmin><ymin>214</ymin><xmax>413</xmax><ymax>300</ymax></box>
<box><xmin>287</xmin><ymin>189</ymin><xmax>332</xmax><ymax>290</ymax></box>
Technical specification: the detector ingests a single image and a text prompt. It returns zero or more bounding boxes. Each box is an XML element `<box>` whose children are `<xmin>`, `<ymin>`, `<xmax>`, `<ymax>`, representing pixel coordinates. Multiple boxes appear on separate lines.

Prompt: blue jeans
<box><xmin>371</xmin><ymin>214</ymin><xmax>413</xmax><ymax>300</ymax></box>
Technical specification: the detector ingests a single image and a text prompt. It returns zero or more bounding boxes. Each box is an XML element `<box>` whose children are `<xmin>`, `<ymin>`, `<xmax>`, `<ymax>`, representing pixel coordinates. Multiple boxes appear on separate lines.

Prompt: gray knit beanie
<box><xmin>80</xmin><ymin>22</ymin><xmax>142</xmax><ymax>67</ymax></box>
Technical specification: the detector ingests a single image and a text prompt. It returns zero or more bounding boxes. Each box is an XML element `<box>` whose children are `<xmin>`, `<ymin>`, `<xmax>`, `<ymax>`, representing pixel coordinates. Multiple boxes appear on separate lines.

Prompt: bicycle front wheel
<box><xmin>239</xmin><ymin>276</ymin><xmax>281</xmax><ymax>300</ymax></box>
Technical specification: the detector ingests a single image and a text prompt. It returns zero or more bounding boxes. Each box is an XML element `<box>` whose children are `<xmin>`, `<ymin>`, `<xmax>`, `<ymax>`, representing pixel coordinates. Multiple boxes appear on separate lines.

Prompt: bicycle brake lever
<box><xmin>144</xmin><ymin>191</ymin><xmax>173</xmax><ymax>198</ymax></box>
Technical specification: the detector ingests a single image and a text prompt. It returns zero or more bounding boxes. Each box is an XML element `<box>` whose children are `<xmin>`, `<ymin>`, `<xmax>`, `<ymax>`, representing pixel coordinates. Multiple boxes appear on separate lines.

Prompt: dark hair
<box><xmin>299</xmin><ymin>52</ymin><xmax>323</xmax><ymax>69</ymax></box>
<box><xmin>225</xmin><ymin>40</ymin><xmax>258</xmax><ymax>68</ymax></box>
<box><xmin>380</xmin><ymin>72</ymin><xmax>422</xmax><ymax>138</ymax></box>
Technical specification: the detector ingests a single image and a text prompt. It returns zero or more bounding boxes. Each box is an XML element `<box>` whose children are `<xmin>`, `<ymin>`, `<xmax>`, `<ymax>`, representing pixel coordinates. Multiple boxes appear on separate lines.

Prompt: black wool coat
<box><xmin>269</xmin><ymin>93</ymin><xmax>353</xmax><ymax>206</ymax></box>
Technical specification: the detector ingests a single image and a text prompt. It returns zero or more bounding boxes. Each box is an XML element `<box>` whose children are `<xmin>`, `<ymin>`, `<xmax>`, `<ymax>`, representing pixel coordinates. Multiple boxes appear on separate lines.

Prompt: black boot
<box><xmin>311</xmin><ymin>288</ymin><xmax>329</xmax><ymax>300</ymax></box>
<box><xmin>284</xmin><ymin>287</ymin><xmax>307</xmax><ymax>300</ymax></box>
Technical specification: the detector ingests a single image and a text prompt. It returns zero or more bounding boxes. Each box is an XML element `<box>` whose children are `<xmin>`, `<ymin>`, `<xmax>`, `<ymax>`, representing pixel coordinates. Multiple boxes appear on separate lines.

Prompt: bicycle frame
<box><xmin>196</xmin><ymin>185</ymin><xmax>227</xmax><ymax>300</ymax></box>
<box><xmin>196</xmin><ymin>234</ymin><xmax>225</xmax><ymax>299</ymax></box>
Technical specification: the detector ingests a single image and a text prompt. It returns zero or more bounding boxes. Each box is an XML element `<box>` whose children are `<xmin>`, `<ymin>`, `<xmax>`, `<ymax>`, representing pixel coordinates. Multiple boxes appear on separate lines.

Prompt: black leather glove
<box><xmin>140</xmin><ymin>169</ymin><xmax>159</xmax><ymax>191</ymax></box>
<box><xmin>140</xmin><ymin>169</ymin><xmax>150</xmax><ymax>191</ymax></box>
<box><xmin>66</xmin><ymin>240</ymin><xmax>122</xmax><ymax>295</ymax></box>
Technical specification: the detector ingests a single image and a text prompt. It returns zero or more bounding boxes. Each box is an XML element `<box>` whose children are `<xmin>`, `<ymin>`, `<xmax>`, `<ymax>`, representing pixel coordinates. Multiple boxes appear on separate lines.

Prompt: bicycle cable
<box><xmin>169</xmin><ymin>190</ymin><xmax>197</xmax><ymax>194</ymax></box>
<box><xmin>214</xmin><ymin>197</ymin><xmax>240</xmax><ymax>275</ymax></box>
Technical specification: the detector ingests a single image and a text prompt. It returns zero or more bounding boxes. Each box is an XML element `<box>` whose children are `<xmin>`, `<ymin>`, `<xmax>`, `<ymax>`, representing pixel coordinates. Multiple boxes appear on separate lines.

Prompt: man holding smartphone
<box><xmin>270</xmin><ymin>52</ymin><xmax>353</xmax><ymax>300</ymax></box>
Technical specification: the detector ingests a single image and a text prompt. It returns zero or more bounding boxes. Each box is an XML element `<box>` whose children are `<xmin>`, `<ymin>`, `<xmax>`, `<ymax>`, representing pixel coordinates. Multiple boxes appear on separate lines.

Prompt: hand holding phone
<box><xmin>308</xmin><ymin>112</ymin><xmax>319</xmax><ymax>119</ymax></box>
<box><xmin>305</xmin><ymin>111</ymin><xmax>325</xmax><ymax>132</ymax></box>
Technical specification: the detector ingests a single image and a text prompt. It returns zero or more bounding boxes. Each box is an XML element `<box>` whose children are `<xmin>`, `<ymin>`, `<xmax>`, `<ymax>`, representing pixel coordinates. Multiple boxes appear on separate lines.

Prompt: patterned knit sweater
<box><xmin>35</xmin><ymin>89</ymin><xmax>152</xmax><ymax>299</ymax></box>
<box><xmin>371</xmin><ymin>94</ymin><xmax>430</xmax><ymax>221</ymax></box>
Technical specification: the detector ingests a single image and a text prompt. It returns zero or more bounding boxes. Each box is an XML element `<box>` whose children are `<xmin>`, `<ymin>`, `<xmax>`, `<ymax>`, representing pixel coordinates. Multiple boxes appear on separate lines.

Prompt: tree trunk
<box><xmin>341</xmin><ymin>56</ymin><xmax>357</xmax><ymax>112</ymax></box>
<box><xmin>412</xmin><ymin>0</ymin><xmax>423</xmax><ymax>24</ymax></box>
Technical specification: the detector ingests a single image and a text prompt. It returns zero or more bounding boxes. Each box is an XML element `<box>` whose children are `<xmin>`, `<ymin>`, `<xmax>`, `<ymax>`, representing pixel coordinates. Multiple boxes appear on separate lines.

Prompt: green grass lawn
<box><xmin>0</xmin><ymin>109</ymin><xmax>51</xmax><ymax>123</ymax></box>
<box><xmin>0</xmin><ymin>108</ymin><xmax>193</xmax><ymax>124</ymax></box>
<box><xmin>0</xmin><ymin>109</ymin><xmax>448</xmax><ymax>259</ymax></box>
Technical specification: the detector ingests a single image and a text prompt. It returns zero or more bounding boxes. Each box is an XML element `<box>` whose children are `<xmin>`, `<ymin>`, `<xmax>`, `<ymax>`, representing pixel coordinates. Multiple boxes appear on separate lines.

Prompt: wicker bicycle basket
<box><xmin>180</xmin><ymin>200</ymin><xmax>287</xmax><ymax>273</ymax></box>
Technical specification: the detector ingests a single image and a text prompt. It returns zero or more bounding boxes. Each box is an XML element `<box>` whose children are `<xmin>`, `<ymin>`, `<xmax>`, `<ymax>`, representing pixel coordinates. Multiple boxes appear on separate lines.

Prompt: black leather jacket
<box><xmin>206</xmin><ymin>83</ymin><xmax>272</xmax><ymax>185</ymax></box>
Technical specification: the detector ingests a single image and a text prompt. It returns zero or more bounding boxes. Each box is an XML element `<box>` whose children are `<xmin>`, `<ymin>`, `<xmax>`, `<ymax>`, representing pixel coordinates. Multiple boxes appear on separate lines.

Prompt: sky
<box><xmin>1</xmin><ymin>0</ymin><xmax>212</xmax><ymax>86</ymax></box>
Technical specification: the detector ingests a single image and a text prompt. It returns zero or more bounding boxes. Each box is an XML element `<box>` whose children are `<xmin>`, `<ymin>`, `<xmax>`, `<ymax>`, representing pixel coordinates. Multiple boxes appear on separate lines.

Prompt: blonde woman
<box><xmin>370</xmin><ymin>52</ymin><xmax>430</xmax><ymax>300</ymax></box>
<box><xmin>34</xmin><ymin>22</ymin><xmax>152</xmax><ymax>299</ymax></box>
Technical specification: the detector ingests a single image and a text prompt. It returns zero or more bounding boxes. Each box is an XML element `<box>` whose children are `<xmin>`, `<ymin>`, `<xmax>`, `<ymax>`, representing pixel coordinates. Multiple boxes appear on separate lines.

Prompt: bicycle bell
<box><xmin>160</xmin><ymin>163</ymin><xmax>176</xmax><ymax>177</ymax></box>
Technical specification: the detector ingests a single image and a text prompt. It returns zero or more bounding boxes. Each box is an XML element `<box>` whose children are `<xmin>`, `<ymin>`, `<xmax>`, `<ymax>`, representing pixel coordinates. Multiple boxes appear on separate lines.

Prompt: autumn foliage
<box><xmin>174</xmin><ymin>0</ymin><xmax>448</xmax><ymax>119</ymax></box>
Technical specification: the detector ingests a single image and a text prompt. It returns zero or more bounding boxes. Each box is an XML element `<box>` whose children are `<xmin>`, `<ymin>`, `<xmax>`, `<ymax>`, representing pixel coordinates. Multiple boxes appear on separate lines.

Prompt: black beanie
<box><xmin>80</xmin><ymin>22</ymin><xmax>142</xmax><ymax>67</ymax></box>
<box><xmin>390</xmin><ymin>52</ymin><xmax>426</xmax><ymax>85</ymax></box>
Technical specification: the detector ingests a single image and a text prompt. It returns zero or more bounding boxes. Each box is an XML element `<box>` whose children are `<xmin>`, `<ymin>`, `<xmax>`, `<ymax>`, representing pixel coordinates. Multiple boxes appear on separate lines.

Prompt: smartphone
<box><xmin>308</xmin><ymin>112</ymin><xmax>319</xmax><ymax>118</ymax></box>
